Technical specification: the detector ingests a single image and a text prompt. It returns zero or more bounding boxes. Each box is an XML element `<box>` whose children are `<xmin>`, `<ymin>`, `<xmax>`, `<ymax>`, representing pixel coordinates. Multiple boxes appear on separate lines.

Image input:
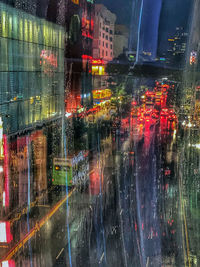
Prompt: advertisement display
<box><xmin>92</xmin><ymin>89</ymin><xmax>112</xmax><ymax>100</ymax></box>
<box><xmin>53</xmin><ymin>151</ymin><xmax>89</xmax><ymax>186</ymax></box>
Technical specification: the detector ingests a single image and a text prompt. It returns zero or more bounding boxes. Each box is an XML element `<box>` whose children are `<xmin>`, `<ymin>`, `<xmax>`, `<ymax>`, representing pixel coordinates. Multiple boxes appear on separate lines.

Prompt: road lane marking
<box><xmin>56</xmin><ymin>248</ymin><xmax>64</xmax><ymax>260</ymax></box>
<box><xmin>9</xmin><ymin>186</ymin><xmax>55</xmax><ymax>226</ymax></box>
<box><xmin>9</xmin><ymin>168</ymin><xmax>95</xmax><ymax>226</ymax></box>
<box><xmin>0</xmin><ymin>188</ymin><xmax>76</xmax><ymax>263</ymax></box>
<box><xmin>146</xmin><ymin>257</ymin><xmax>149</xmax><ymax>267</ymax></box>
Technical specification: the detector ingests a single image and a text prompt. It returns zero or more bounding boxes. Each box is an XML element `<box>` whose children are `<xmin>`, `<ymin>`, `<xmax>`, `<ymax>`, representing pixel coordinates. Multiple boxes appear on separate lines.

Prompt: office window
<box><xmin>110</xmin><ymin>37</ymin><xmax>113</xmax><ymax>42</ymax></box>
<box><xmin>106</xmin><ymin>51</ymin><xmax>108</xmax><ymax>56</ymax></box>
<box><xmin>106</xmin><ymin>35</ymin><xmax>108</xmax><ymax>40</ymax></box>
<box><xmin>106</xmin><ymin>43</ymin><xmax>108</xmax><ymax>48</ymax></box>
<box><xmin>110</xmin><ymin>44</ymin><xmax>112</xmax><ymax>49</ymax></box>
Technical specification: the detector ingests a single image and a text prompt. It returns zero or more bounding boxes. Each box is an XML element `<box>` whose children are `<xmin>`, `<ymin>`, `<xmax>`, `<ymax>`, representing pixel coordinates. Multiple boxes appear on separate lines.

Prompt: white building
<box><xmin>92</xmin><ymin>4</ymin><xmax>116</xmax><ymax>63</ymax></box>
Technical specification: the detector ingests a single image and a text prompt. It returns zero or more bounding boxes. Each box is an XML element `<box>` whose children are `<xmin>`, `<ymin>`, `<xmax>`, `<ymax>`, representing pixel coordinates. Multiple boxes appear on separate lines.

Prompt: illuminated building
<box><xmin>166</xmin><ymin>27</ymin><xmax>188</xmax><ymax>67</ymax></box>
<box><xmin>180</xmin><ymin>0</ymin><xmax>200</xmax><ymax>116</ymax></box>
<box><xmin>5</xmin><ymin>130</ymin><xmax>47</xmax><ymax>211</ymax></box>
<box><xmin>92</xmin><ymin>4</ymin><xmax>116</xmax><ymax>63</ymax></box>
<box><xmin>1</xmin><ymin>0</ymin><xmax>66</xmax><ymax>24</ymax></box>
<box><xmin>65</xmin><ymin>0</ymin><xmax>94</xmax><ymax>111</ymax></box>
<box><xmin>0</xmin><ymin>2</ymin><xmax>65</xmax><ymax>135</ymax></box>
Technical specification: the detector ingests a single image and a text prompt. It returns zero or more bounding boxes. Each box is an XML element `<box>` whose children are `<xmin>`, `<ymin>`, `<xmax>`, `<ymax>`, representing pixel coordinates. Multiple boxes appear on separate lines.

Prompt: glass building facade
<box><xmin>0</xmin><ymin>2</ymin><xmax>65</xmax><ymax>134</ymax></box>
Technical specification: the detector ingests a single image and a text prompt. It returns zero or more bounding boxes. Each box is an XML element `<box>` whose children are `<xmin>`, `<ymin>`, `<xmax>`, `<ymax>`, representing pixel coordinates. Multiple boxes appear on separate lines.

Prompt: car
<box><xmin>137</xmin><ymin>117</ymin><xmax>145</xmax><ymax>124</ymax></box>
<box><xmin>168</xmin><ymin>114</ymin><xmax>177</xmax><ymax>122</ymax></box>
<box><xmin>160</xmin><ymin>108</ymin><xmax>169</xmax><ymax>117</ymax></box>
<box><xmin>151</xmin><ymin>112</ymin><xmax>159</xmax><ymax>120</ymax></box>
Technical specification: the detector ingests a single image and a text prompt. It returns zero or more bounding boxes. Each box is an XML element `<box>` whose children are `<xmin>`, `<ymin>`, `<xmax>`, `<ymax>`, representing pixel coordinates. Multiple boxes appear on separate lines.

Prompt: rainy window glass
<box><xmin>0</xmin><ymin>0</ymin><xmax>199</xmax><ymax>266</ymax></box>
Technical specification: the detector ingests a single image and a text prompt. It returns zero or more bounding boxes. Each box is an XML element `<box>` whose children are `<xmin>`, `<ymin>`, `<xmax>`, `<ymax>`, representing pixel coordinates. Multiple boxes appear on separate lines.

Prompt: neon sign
<box><xmin>91</xmin><ymin>59</ymin><xmax>105</xmax><ymax>65</ymax></box>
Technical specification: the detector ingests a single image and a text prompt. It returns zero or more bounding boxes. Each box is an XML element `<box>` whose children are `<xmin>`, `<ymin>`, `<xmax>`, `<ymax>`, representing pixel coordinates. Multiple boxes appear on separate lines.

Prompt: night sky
<box><xmin>96</xmin><ymin>0</ymin><xmax>132</xmax><ymax>27</ymax></box>
<box><xmin>157</xmin><ymin>0</ymin><xmax>193</xmax><ymax>54</ymax></box>
<box><xmin>98</xmin><ymin>0</ymin><xmax>194</xmax><ymax>57</ymax></box>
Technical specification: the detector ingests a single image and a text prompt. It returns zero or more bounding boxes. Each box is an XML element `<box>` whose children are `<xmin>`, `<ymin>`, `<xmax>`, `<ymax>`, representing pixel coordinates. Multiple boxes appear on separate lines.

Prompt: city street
<box><xmin>0</xmin><ymin>0</ymin><xmax>199</xmax><ymax>266</ymax></box>
<box><xmin>0</xmin><ymin>77</ymin><xmax>199</xmax><ymax>267</ymax></box>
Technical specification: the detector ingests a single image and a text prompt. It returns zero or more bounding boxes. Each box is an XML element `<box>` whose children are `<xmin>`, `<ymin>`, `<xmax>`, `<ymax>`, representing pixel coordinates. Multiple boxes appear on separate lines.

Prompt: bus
<box><xmin>52</xmin><ymin>151</ymin><xmax>89</xmax><ymax>187</ymax></box>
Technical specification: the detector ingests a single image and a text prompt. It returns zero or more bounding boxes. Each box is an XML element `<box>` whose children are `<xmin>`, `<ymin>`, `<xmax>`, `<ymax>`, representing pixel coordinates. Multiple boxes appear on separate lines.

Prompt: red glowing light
<box><xmin>82</xmin><ymin>55</ymin><xmax>93</xmax><ymax>60</ymax></box>
<box><xmin>0</xmin><ymin>221</ymin><xmax>13</xmax><ymax>243</ymax></box>
<box><xmin>40</xmin><ymin>50</ymin><xmax>58</xmax><ymax>68</ymax></box>
<box><xmin>2</xmin><ymin>260</ymin><xmax>16</xmax><ymax>267</ymax></box>
<box><xmin>135</xmin><ymin>223</ymin><xmax>137</xmax><ymax>231</ymax></box>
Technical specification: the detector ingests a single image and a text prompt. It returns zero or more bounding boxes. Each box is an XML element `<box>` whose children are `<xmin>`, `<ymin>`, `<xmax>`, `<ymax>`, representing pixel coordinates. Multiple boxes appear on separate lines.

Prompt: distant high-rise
<box><xmin>165</xmin><ymin>27</ymin><xmax>188</xmax><ymax>67</ymax></box>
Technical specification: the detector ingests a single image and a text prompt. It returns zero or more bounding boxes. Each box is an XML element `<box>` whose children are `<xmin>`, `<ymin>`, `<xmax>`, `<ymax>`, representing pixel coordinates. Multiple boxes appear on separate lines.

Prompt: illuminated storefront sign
<box><xmin>92</xmin><ymin>65</ymin><xmax>105</xmax><ymax>75</ymax></box>
<box><xmin>92</xmin><ymin>89</ymin><xmax>112</xmax><ymax>100</ymax></box>
<box><xmin>91</xmin><ymin>59</ymin><xmax>105</xmax><ymax>75</ymax></box>
<box><xmin>91</xmin><ymin>59</ymin><xmax>104</xmax><ymax>65</ymax></box>
<box><xmin>0</xmin><ymin>221</ymin><xmax>13</xmax><ymax>243</ymax></box>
